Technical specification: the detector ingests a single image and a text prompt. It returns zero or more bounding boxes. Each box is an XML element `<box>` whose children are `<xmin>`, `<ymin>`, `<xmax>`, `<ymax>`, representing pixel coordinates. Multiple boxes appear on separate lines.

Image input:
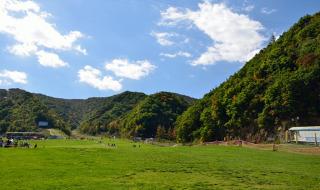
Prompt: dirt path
<box><xmin>205</xmin><ymin>141</ymin><xmax>320</xmax><ymax>155</ymax></box>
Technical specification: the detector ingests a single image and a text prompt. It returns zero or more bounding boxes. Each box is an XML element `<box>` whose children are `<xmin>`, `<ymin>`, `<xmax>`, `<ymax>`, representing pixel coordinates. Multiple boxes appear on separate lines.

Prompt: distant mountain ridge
<box><xmin>0</xmin><ymin>88</ymin><xmax>196</xmax><ymax>138</ymax></box>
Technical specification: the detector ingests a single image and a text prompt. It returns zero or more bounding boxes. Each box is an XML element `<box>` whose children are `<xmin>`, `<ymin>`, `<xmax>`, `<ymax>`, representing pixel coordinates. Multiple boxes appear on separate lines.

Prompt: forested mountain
<box><xmin>34</xmin><ymin>93</ymin><xmax>142</xmax><ymax>130</ymax></box>
<box><xmin>0</xmin><ymin>89</ymin><xmax>195</xmax><ymax>138</ymax></box>
<box><xmin>120</xmin><ymin>92</ymin><xmax>195</xmax><ymax>139</ymax></box>
<box><xmin>0</xmin><ymin>89</ymin><xmax>70</xmax><ymax>135</ymax></box>
<box><xmin>35</xmin><ymin>91</ymin><xmax>149</xmax><ymax>135</ymax></box>
<box><xmin>175</xmin><ymin>12</ymin><xmax>320</xmax><ymax>143</ymax></box>
<box><xmin>79</xmin><ymin>91</ymin><xmax>147</xmax><ymax>135</ymax></box>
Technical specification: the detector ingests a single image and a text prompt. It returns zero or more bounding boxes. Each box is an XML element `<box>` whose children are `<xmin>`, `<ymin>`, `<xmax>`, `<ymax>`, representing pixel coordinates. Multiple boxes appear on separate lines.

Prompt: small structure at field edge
<box><xmin>288</xmin><ymin>126</ymin><xmax>320</xmax><ymax>145</ymax></box>
<box><xmin>38</xmin><ymin>121</ymin><xmax>49</xmax><ymax>128</ymax></box>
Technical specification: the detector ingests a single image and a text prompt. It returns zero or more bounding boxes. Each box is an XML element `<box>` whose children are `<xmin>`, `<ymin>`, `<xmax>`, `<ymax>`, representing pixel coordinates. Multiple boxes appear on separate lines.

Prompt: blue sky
<box><xmin>0</xmin><ymin>0</ymin><xmax>319</xmax><ymax>99</ymax></box>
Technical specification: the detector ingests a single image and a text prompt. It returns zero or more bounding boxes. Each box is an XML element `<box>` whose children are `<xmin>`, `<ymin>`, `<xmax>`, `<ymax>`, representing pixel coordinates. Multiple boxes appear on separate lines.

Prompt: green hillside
<box><xmin>121</xmin><ymin>92</ymin><xmax>195</xmax><ymax>139</ymax></box>
<box><xmin>175</xmin><ymin>13</ymin><xmax>320</xmax><ymax>142</ymax></box>
<box><xmin>35</xmin><ymin>91</ymin><xmax>146</xmax><ymax>132</ymax></box>
<box><xmin>79</xmin><ymin>91</ymin><xmax>147</xmax><ymax>135</ymax></box>
<box><xmin>0</xmin><ymin>89</ymin><xmax>70</xmax><ymax>135</ymax></box>
<box><xmin>0</xmin><ymin>89</ymin><xmax>195</xmax><ymax>138</ymax></box>
<box><xmin>79</xmin><ymin>91</ymin><xmax>196</xmax><ymax>137</ymax></box>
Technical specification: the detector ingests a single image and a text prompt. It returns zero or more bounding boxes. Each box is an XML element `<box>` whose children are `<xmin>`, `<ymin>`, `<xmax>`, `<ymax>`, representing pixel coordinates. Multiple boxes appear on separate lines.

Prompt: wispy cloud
<box><xmin>261</xmin><ymin>7</ymin><xmax>277</xmax><ymax>15</ymax></box>
<box><xmin>79</xmin><ymin>58</ymin><xmax>156</xmax><ymax>91</ymax></box>
<box><xmin>0</xmin><ymin>70</ymin><xmax>27</xmax><ymax>85</ymax></box>
<box><xmin>150</xmin><ymin>31</ymin><xmax>176</xmax><ymax>46</ymax></box>
<box><xmin>160</xmin><ymin>1</ymin><xmax>266</xmax><ymax>66</ymax></box>
<box><xmin>78</xmin><ymin>65</ymin><xmax>122</xmax><ymax>91</ymax></box>
<box><xmin>242</xmin><ymin>0</ymin><xmax>254</xmax><ymax>12</ymax></box>
<box><xmin>105</xmin><ymin>59</ymin><xmax>156</xmax><ymax>80</ymax></box>
<box><xmin>36</xmin><ymin>51</ymin><xmax>68</xmax><ymax>68</ymax></box>
<box><xmin>160</xmin><ymin>51</ymin><xmax>192</xmax><ymax>58</ymax></box>
<box><xmin>243</xmin><ymin>5</ymin><xmax>254</xmax><ymax>12</ymax></box>
<box><xmin>0</xmin><ymin>0</ymin><xmax>86</xmax><ymax>68</ymax></box>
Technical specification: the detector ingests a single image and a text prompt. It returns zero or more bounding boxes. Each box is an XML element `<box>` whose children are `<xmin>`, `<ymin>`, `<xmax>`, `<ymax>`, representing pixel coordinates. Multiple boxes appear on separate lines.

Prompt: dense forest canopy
<box><xmin>0</xmin><ymin>89</ymin><xmax>70</xmax><ymax>135</ymax></box>
<box><xmin>120</xmin><ymin>92</ymin><xmax>194</xmax><ymax>139</ymax></box>
<box><xmin>0</xmin><ymin>89</ymin><xmax>195</xmax><ymax>138</ymax></box>
<box><xmin>79</xmin><ymin>91</ymin><xmax>147</xmax><ymax>135</ymax></box>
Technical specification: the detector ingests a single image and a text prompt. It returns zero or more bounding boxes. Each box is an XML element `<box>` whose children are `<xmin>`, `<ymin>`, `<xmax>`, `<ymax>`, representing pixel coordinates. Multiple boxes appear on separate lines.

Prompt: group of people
<box><xmin>132</xmin><ymin>144</ymin><xmax>141</xmax><ymax>148</ymax></box>
<box><xmin>0</xmin><ymin>138</ymin><xmax>17</xmax><ymax>147</ymax></box>
<box><xmin>0</xmin><ymin>137</ymin><xmax>37</xmax><ymax>148</ymax></box>
<box><xmin>107</xmin><ymin>143</ymin><xmax>117</xmax><ymax>147</ymax></box>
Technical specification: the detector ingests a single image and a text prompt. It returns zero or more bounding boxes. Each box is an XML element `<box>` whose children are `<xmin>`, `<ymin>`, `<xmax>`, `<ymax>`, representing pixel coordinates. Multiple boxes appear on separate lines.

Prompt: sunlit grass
<box><xmin>0</xmin><ymin>139</ymin><xmax>319</xmax><ymax>190</ymax></box>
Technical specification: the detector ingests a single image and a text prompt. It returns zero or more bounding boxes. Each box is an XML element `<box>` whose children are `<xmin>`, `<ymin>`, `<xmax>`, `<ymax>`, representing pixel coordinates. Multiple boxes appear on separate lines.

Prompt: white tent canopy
<box><xmin>289</xmin><ymin>126</ymin><xmax>320</xmax><ymax>143</ymax></box>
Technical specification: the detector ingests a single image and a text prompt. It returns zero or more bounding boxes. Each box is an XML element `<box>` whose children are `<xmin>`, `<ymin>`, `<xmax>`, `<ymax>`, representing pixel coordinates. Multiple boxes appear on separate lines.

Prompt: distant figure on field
<box><xmin>34</xmin><ymin>144</ymin><xmax>37</xmax><ymax>149</ymax></box>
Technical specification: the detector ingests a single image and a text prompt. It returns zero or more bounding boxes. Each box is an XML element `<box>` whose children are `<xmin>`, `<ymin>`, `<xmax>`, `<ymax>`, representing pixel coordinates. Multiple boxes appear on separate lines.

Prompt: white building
<box><xmin>289</xmin><ymin>126</ymin><xmax>320</xmax><ymax>143</ymax></box>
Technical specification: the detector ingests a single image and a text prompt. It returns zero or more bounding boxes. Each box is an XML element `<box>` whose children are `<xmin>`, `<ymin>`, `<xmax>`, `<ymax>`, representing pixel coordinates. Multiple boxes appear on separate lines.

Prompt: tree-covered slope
<box><xmin>0</xmin><ymin>89</ymin><xmax>147</xmax><ymax>135</ymax></box>
<box><xmin>175</xmin><ymin>13</ymin><xmax>320</xmax><ymax>142</ymax></box>
<box><xmin>36</xmin><ymin>91</ymin><xmax>195</xmax><ymax>137</ymax></box>
<box><xmin>0</xmin><ymin>89</ymin><xmax>195</xmax><ymax>137</ymax></box>
<box><xmin>79</xmin><ymin>91</ymin><xmax>147</xmax><ymax>135</ymax></box>
<box><xmin>35</xmin><ymin>94</ymin><xmax>124</xmax><ymax>130</ymax></box>
<box><xmin>121</xmin><ymin>92</ymin><xmax>196</xmax><ymax>138</ymax></box>
<box><xmin>0</xmin><ymin>89</ymin><xmax>71</xmax><ymax>134</ymax></box>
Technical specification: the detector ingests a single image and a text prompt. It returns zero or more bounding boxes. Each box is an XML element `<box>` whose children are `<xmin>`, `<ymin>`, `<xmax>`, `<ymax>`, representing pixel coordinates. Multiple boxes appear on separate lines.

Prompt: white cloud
<box><xmin>261</xmin><ymin>7</ymin><xmax>276</xmax><ymax>15</ymax></box>
<box><xmin>160</xmin><ymin>1</ymin><xmax>266</xmax><ymax>66</ymax></box>
<box><xmin>0</xmin><ymin>0</ymin><xmax>86</xmax><ymax>67</ymax></box>
<box><xmin>0</xmin><ymin>70</ymin><xmax>27</xmax><ymax>85</ymax></box>
<box><xmin>35</xmin><ymin>50</ymin><xmax>68</xmax><ymax>68</ymax></box>
<box><xmin>78</xmin><ymin>65</ymin><xmax>122</xmax><ymax>91</ymax></box>
<box><xmin>105</xmin><ymin>59</ymin><xmax>156</xmax><ymax>80</ymax></box>
<box><xmin>150</xmin><ymin>31</ymin><xmax>176</xmax><ymax>46</ymax></box>
<box><xmin>159</xmin><ymin>7</ymin><xmax>189</xmax><ymax>26</ymax></box>
<box><xmin>8</xmin><ymin>43</ymin><xmax>38</xmax><ymax>56</ymax></box>
<box><xmin>243</xmin><ymin>5</ymin><xmax>254</xmax><ymax>12</ymax></box>
<box><xmin>242</xmin><ymin>0</ymin><xmax>254</xmax><ymax>12</ymax></box>
<box><xmin>160</xmin><ymin>51</ymin><xmax>192</xmax><ymax>58</ymax></box>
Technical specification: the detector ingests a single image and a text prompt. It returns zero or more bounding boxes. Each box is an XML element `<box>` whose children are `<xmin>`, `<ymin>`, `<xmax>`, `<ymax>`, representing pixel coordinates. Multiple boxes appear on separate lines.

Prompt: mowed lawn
<box><xmin>0</xmin><ymin>139</ymin><xmax>319</xmax><ymax>190</ymax></box>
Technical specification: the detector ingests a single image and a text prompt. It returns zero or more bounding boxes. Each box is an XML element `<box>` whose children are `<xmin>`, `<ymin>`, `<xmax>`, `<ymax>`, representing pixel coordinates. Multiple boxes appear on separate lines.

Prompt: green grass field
<box><xmin>0</xmin><ymin>139</ymin><xmax>319</xmax><ymax>190</ymax></box>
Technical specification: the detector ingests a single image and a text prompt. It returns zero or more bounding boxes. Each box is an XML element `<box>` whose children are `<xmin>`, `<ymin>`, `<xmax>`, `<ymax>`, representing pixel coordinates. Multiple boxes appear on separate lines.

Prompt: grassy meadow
<box><xmin>0</xmin><ymin>139</ymin><xmax>319</xmax><ymax>190</ymax></box>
